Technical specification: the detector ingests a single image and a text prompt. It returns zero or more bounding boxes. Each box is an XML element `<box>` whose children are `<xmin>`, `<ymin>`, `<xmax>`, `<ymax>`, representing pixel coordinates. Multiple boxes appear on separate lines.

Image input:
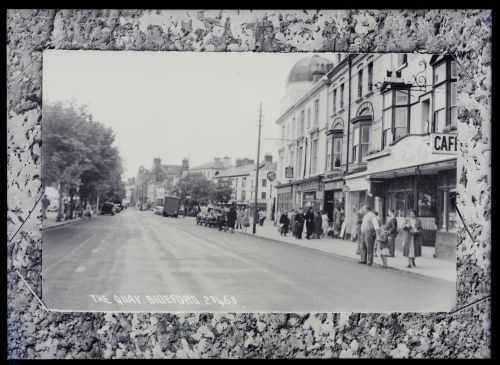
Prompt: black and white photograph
<box><xmin>41</xmin><ymin>50</ymin><xmax>458</xmax><ymax>313</ymax></box>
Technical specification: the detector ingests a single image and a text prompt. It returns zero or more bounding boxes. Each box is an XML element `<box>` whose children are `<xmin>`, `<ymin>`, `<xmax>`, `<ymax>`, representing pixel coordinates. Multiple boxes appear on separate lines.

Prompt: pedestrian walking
<box><xmin>242</xmin><ymin>207</ymin><xmax>250</xmax><ymax>233</ymax></box>
<box><xmin>294</xmin><ymin>209</ymin><xmax>305</xmax><ymax>239</ymax></box>
<box><xmin>258</xmin><ymin>209</ymin><xmax>266</xmax><ymax>226</ymax></box>
<box><xmin>402</xmin><ymin>209</ymin><xmax>423</xmax><ymax>268</ymax></box>
<box><xmin>359</xmin><ymin>205</ymin><xmax>380</xmax><ymax>265</ymax></box>
<box><xmin>333</xmin><ymin>206</ymin><xmax>343</xmax><ymax>237</ymax></box>
<box><xmin>289</xmin><ymin>209</ymin><xmax>296</xmax><ymax>237</ymax></box>
<box><xmin>374</xmin><ymin>211</ymin><xmax>382</xmax><ymax>257</ymax></box>
<box><xmin>305</xmin><ymin>207</ymin><xmax>315</xmax><ymax>239</ymax></box>
<box><xmin>376</xmin><ymin>225</ymin><xmax>391</xmax><ymax>268</ymax></box>
<box><xmin>386</xmin><ymin>209</ymin><xmax>398</xmax><ymax>257</ymax></box>
<box><xmin>321</xmin><ymin>211</ymin><xmax>329</xmax><ymax>238</ymax></box>
<box><xmin>314</xmin><ymin>211</ymin><xmax>323</xmax><ymax>238</ymax></box>
<box><xmin>41</xmin><ymin>194</ymin><xmax>50</xmax><ymax>220</ymax></box>
<box><xmin>354</xmin><ymin>206</ymin><xmax>363</xmax><ymax>254</ymax></box>
<box><xmin>227</xmin><ymin>204</ymin><xmax>237</xmax><ymax>233</ymax></box>
<box><xmin>84</xmin><ymin>203</ymin><xmax>92</xmax><ymax>220</ymax></box>
<box><xmin>279</xmin><ymin>210</ymin><xmax>290</xmax><ymax>236</ymax></box>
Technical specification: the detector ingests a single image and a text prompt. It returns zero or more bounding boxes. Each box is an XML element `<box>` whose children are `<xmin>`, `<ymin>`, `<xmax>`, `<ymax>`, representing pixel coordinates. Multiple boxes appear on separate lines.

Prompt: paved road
<box><xmin>42</xmin><ymin>208</ymin><xmax>456</xmax><ymax>312</ymax></box>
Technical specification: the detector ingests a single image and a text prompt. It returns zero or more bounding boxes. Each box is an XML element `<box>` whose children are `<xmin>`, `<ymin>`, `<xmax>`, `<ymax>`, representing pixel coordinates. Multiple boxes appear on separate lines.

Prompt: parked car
<box><xmin>100</xmin><ymin>202</ymin><xmax>115</xmax><ymax>215</ymax></box>
<box><xmin>196</xmin><ymin>211</ymin><xmax>204</xmax><ymax>225</ymax></box>
<box><xmin>113</xmin><ymin>204</ymin><xmax>122</xmax><ymax>213</ymax></box>
<box><xmin>206</xmin><ymin>209</ymin><xmax>223</xmax><ymax>227</ymax></box>
<box><xmin>154</xmin><ymin>205</ymin><xmax>163</xmax><ymax>215</ymax></box>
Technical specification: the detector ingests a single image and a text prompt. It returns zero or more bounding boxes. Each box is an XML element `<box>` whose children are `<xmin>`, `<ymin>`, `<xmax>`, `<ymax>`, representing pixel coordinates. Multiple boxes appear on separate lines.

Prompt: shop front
<box><xmin>293</xmin><ymin>176</ymin><xmax>323</xmax><ymax>211</ymax></box>
<box><xmin>369</xmin><ymin>159</ymin><xmax>457</xmax><ymax>258</ymax></box>
<box><xmin>276</xmin><ymin>184</ymin><xmax>293</xmax><ymax>213</ymax></box>
<box><xmin>343</xmin><ymin>174</ymin><xmax>370</xmax><ymax>240</ymax></box>
<box><xmin>323</xmin><ymin>179</ymin><xmax>345</xmax><ymax>222</ymax></box>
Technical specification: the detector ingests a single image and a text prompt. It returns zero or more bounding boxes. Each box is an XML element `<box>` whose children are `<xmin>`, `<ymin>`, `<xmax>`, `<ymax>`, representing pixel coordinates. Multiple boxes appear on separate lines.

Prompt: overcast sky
<box><xmin>43</xmin><ymin>51</ymin><xmax>336</xmax><ymax>180</ymax></box>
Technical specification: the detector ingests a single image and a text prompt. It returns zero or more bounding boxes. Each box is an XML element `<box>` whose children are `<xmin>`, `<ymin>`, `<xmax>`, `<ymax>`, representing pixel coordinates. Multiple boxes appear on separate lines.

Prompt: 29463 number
<box><xmin>203</xmin><ymin>295</ymin><xmax>237</xmax><ymax>306</ymax></box>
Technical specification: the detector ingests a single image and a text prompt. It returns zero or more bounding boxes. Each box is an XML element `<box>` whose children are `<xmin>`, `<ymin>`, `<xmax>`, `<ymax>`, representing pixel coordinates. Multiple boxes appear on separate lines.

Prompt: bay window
<box><xmin>314</xmin><ymin>99</ymin><xmax>319</xmax><ymax>126</ymax></box>
<box><xmin>381</xmin><ymin>87</ymin><xmax>410</xmax><ymax>149</ymax></box>
<box><xmin>432</xmin><ymin>58</ymin><xmax>458</xmax><ymax>131</ymax></box>
<box><xmin>333</xmin><ymin>137</ymin><xmax>342</xmax><ymax>167</ymax></box>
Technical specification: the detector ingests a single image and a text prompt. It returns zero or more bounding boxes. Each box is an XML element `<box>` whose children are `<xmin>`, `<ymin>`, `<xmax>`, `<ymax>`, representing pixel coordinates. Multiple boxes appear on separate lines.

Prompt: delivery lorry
<box><xmin>163</xmin><ymin>196</ymin><xmax>181</xmax><ymax>217</ymax></box>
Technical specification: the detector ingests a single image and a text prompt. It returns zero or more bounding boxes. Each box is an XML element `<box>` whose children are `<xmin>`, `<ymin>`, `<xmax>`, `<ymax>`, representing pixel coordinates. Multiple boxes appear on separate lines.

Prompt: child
<box><xmin>376</xmin><ymin>225</ymin><xmax>391</xmax><ymax>268</ymax></box>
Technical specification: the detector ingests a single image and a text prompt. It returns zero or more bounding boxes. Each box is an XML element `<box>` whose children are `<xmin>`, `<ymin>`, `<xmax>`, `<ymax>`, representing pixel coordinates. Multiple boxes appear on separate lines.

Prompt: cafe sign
<box><xmin>430</xmin><ymin>133</ymin><xmax>458</xmax><ymax>155</ymax></box>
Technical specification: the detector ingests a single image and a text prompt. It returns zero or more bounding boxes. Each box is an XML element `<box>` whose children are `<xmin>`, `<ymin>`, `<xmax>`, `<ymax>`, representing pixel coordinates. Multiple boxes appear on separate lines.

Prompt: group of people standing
<box><xmin>353</xmin><ymin>205</ymin><xmax>423</xmax><ymax>269</ymax></box>
<box><xmin>278</xmin><ymin>207</ymin><xmax>330</xmax><ymax>240</ymax></box>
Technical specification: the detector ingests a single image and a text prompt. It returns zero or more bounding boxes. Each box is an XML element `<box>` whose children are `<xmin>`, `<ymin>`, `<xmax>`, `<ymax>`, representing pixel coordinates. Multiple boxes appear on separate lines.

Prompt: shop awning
<box><xmin>368</xmin><ymin>158</ymin><xmax>456</xmax><ymax>179</ymax></box>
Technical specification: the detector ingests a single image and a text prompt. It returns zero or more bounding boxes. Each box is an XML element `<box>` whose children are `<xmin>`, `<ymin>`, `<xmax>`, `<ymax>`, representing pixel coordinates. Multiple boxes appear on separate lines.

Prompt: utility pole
<box><xmin>253</xmin><ymin>103</ymin><xmax>263</xmax><ymax>234</ymax></box>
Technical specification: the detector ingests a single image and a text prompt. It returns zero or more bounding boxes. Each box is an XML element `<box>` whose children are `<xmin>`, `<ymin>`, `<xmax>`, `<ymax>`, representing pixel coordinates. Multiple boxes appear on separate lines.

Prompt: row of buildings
<box><xmin>124</xmin><ymin>155</ymin><xmax>278</xmax><ymax>218</ymax></box>
<box><xmin>274</xmin><ymin>53</ymin><xmax>458</xmax><ymax>259</ymax></box>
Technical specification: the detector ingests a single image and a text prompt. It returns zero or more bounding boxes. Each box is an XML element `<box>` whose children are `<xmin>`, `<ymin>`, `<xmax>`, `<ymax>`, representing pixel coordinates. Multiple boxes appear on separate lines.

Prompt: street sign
<box><xmin>285</xmin><ymin>166</ymin><xmax>294</xmax><ymax>179</ymax></box>
<box><xmin>267</xmin><ymin>171</ymin><xmax>276</xmax><ymax>181</ymax></box>
<box><xmin>430</xmin><ymin>133</ymin><xmax>458</xmax><ymax>155</ymax></box>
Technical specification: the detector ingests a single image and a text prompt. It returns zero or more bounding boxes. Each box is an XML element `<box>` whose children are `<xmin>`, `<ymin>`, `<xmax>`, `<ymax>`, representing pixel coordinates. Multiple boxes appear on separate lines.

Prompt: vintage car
<box><xmin>100</xmin><ymin>202</ymin><xmax>115</xmax><ymax>215</ymax></box>
<box><xmin>196</xmin><ymin>211</ymin><xmax>205</xmax><ymax>225</ymax></box>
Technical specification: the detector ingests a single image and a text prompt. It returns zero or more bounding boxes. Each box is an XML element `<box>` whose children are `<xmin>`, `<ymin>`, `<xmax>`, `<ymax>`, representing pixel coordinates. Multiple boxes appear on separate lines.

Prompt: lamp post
<box><xmin>253</xmin><ymin>103</ymin><xmax>263</xmax><ymax>234</ymax></box>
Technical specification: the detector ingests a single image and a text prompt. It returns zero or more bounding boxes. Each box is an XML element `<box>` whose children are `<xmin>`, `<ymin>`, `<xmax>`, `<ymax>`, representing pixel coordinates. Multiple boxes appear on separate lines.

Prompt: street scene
<box><xmin>42</xmin><ymin>51</ymin><xmax>458</xmax><ymax>312</ymax></box>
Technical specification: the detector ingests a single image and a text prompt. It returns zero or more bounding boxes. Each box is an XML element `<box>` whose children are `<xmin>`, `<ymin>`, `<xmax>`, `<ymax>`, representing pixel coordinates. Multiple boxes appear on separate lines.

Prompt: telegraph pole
<box><xmin>253</xmin><ymin>103</ymin><xmax>263</xmax><ymax>234</ymax></box>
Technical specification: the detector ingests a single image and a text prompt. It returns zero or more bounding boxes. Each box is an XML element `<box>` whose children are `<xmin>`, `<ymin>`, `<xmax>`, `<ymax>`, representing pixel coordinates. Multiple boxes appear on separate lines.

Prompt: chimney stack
<box><xmin>264</xmin><ymin>154</ymin><xmax>273</xmax><ymax>163</ymax></box>
<box><xmin>223</xmin><ymin>156</ymin><xmax>231</xmax><ymax>168</ymax></box>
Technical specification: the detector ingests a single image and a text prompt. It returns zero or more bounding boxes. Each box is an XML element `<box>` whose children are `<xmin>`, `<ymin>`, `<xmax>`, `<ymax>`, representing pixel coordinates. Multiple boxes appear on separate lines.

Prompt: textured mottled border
<box><xmin>7</xmin><ymin>9</ymin><xmax>491</xmax><ymax>359</ymax></box>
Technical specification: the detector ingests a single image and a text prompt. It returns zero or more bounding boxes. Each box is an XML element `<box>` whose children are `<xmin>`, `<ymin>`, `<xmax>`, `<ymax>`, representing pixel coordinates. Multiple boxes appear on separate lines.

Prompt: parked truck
<box><xmin>163</xmin><ymin>196</ymin><xmax>181</xmax><ymax>217</ymax></box>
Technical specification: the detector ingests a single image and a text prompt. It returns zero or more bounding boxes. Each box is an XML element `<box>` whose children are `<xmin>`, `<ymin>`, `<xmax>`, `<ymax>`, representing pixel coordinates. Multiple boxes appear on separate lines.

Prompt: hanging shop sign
<box><xmin>267</xmin><ymin>171</ymin><xmax>276</xmax><ymax>181</ymax></box>
<box><xmin>285</xmin><ymin>166</ymin><xmax>294</xmax><ymax>179</ymax></box>
<box><xmin>430</xmin><ymin>133</ymin><xmax>458</xmax><ymax>155</ymax></box>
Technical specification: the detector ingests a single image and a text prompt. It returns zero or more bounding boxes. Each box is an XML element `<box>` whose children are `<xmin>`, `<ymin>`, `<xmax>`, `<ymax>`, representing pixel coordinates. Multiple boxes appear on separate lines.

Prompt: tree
<box><xmin>42</xmin><ymin>101</ymin><xmax>124</xmax><ymax>220</ymax></box>
<box><xmin>212</xmin><ymin>180</ymin><xmax>233</xmax><ymax>205</ymax></box>
<box><xmin>173</xmin><ymin>173</ymin><xmax>214</xmax><ymax>209</ymax></box>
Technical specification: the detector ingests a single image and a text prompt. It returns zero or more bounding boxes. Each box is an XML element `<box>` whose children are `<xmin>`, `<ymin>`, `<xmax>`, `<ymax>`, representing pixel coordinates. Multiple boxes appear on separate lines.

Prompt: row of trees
<box><xmin>42</xmin><ymin>102</ymin><xmax>125</xmax><ymax>221</ymax></box>
<box><xmin>173</xmin><ymin>172</ymin><xmax>233</xmax><ymax>211</ymax></box>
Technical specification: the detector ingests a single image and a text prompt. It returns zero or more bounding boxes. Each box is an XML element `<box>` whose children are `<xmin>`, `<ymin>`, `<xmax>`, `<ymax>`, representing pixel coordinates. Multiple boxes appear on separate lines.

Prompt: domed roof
<box><xmin>287</xmin><ymin>55</ymin><xmax>334</xmax><ymax>85</ymax></box>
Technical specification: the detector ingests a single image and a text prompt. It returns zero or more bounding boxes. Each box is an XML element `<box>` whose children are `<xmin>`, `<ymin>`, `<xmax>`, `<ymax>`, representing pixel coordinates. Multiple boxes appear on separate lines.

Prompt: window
<box><xmin>333</xmin><ymin>137</ymin><xmax>342</xmax><ymax>168</ymax></box>
<box><xmin>382</xmin><ymin>88</ymin><xmax>410</xmax><ymax>147</ymax></box>
<box><xmin>326</xmin><ymin>137</ymin><xmax>332</xmax><ymax>170</ymax></box>
<box><xmin>242</xmin><ymin>177</ymin><xmax>246</xmax><ymax>187</ymax></box>
<box><xmin>352</xmin><ymin>123</ymin><xmax>371</xmax><ymax>163</ymax></box>
<box><xmin>358</xmin><ymin>69</ymin><xmax>363</xmax><ymax>98</ymax></box>
<box><xmin>340</xmin><ymin>84</ymin><xmax>344</xmax><ymax>110</ymax></box>
<box><xmin>300</xmin><ymin>110</ymin><xmax>305</xmax><ymax>132</ymax></box>
<box><xmin>367</xmin><ymin>62</ymin><xmax>373</xmax><ymax>92</ymax></box>
<box><xmin>361</xmin><ymin>125</ymin><xmax>370</xmax><ymax>159</ymax></box>
<box><xmin>290</xmin><ymin>149</ymin><xmax>295</xmax><ymax>172</ymax></box>
<box><xmin>433</xmin><ymin>59</ymin><xmax>458</xmax><ymax>131</ymax></box>
<box><xmin>235</xmin><ymin>177</ymin><xmax>238</xmax><ymax>187</ymax></box>
<box><xmin>332</xmin><ymin>89</ymin><xmax>337</xmax><ymax>114</ymax></box>
<box><xmin>297</xmin><ymin>146</ymin><xmax>303</xmax><ymax>178</ymax></box>
<box><xmin>352</xmin><ymin>127</ymin><xmax>359</xmax><ymax>163</ymax></box>
<box><xmin>314</xmin><ymin>99</ymin><xmax>319</xmax><ymax>126</ymax></box>
<box><xmin>292</xmin><ymin>117</ymin><xmax>296</xmax><ymax>138</ymax></box>
<box><xmin>307</xmin><ymin>108</ymin><xmax>311</xmax><ymax>129</ymax></box>
<box><xmin>262</xmin><ymin>179</ymin><xmax>267</xmax><ymax>187</ymax></box>
<box><xmin>261</xmin><ymin>192</ymin><xmax>266</xmax><ymax>200</ymax></box>
<box><xmin>311</xmin><ymin>139</ymin><xmax>318</xmax><ymax>174</ymax></box>
<box><xmin>281</xmin><ymin>125</ymin><xmax>285</xmax><ymax>140</ymax></box>
<box><xmin>241</xmin><ymin>190</ymin><xmax>246</xmax><ymax>201</ymax></box>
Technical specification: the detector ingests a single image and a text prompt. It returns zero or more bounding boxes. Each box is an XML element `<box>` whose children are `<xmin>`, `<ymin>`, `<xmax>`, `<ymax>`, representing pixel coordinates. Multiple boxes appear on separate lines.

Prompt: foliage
<box><xmin>42</xmin><ymin>101</ymin><xmax>125</xmax><ymax>208</ymax></box>
<box><xmin>174</xmin><ymin>173</ymin><xmax>234</xmax><ymax>208</ymax></box>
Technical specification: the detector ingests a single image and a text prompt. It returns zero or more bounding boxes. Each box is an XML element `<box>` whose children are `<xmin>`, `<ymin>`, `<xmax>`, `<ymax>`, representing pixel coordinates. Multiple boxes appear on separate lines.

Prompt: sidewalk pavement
<box><xmin>43</xmin><ymin>211</ymin><xmax>96</xmax><ymax>230</ymax></box>
<box><xmin>236</xmin><ymin>219</ymin><xmax>456</xmax><ymax>283</ymax></box>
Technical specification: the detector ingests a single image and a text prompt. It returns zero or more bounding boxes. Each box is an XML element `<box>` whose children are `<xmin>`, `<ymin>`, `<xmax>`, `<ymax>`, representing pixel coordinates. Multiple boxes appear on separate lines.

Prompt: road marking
<box><xmin>75</xmin><ymin>266</ymin><xmax>85</xmax><ymax>273</ymax></box>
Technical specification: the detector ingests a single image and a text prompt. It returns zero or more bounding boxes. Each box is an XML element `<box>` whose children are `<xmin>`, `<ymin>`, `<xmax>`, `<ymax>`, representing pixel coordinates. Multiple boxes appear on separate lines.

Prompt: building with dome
<box><xmin>275</xmin><ymin>53</ymin><xmax>458</xmax><ymax>260</ymax></box>
<box><xmin>280</xmin><ymin>55</ymin><xmax>335</xmax><ymax>113</ymax></box>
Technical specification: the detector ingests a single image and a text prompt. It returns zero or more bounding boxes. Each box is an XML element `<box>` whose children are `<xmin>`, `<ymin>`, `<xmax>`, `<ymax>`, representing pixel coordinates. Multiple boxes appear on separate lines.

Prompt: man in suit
<box><xmin>359</xmin><ymin>205</ymin><xmax>380</xmax><ymax>265</ymax></box>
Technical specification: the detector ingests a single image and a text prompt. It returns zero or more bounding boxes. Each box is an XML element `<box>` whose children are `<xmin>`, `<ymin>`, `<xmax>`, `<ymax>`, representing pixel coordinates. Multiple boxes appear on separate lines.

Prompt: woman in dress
<box><xmin>242</xmin><ymin>207</ymin><xmax>250</xmax><ymax>233</ymax></box>
<box><xmin>386</xmin><ymin>209</ymin><xmax>398</xmax><ymax>256</ymax></box>
<box><xmin>402</xmin><ymin>209</ymin><xmax>423</xmax><ymax>268</ymax></box>
<box><xmin>321</xmin><ymin>210</ymin><xmax>329</xmax><ymax>238</ymax></box>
